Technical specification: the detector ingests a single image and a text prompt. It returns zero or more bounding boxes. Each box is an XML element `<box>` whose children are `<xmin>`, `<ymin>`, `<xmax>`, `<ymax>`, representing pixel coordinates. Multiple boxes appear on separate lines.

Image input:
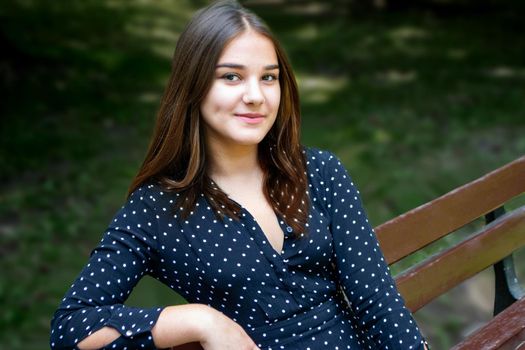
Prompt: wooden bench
<box><xmin>376</xmin><ymin>155</ymin><xmax>525</xmax><ymax>348</ymax></box>
<box><xmin>174</xmin><ymin>156</ymin><xmax>525</xmax><ymax>350</ymax></box>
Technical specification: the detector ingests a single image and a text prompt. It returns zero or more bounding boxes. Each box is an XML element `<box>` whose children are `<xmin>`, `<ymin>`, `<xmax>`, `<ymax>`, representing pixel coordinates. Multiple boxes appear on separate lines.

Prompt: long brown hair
<box><xmin>128</xmin><ymin>0</ymin><xmax>309</xmax><ymax>236</ymax></box>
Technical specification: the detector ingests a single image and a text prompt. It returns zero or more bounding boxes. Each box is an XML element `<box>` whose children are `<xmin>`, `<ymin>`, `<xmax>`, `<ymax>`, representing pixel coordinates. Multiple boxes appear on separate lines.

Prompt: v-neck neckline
<box><xmin>239</xmin><ymin>206</ymin><xmax>291</xmax><ymax>257</ymax></box>
<box><xmin>208</xmin><ymin>179</ymin><xmax>291</xmax><ymax>257</ymax></box>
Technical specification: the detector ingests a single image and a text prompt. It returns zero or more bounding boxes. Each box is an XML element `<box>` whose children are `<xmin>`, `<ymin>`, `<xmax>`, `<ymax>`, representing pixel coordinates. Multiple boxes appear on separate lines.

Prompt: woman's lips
<box><xmin>235</xmin><ymin>113</ymin><xmax>265</xmax><ymax>124</ymax></box>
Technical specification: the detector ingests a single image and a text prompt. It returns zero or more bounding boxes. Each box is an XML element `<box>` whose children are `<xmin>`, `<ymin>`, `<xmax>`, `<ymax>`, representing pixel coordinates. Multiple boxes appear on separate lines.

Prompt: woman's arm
<box><xmin>51</xmin><ymin>186</ymin><xmax>260</xmax><ymax>350</ymax></box>
<box><xmin>50</xmin><ymin>186</ymin><xmax>164</xmax><ymax>349</ymax></box>
<box><xmin>77</xmin><ymin>304</ymin><xmax>208</xmax><ymax>349</ymax></box>
<box><xmin>315</xmin><ymin>150</ymin><xmax>428</xmax><ymax>349</ymax></box>
<box><xmin>152</xmin><ymin>304</ymin><xmax>259</xmax><ymax>350</ymax></box>
<box><xmin>77</xmin><ymin>303</ymin><xmax>261</xmax><ymax>350</ymax></box>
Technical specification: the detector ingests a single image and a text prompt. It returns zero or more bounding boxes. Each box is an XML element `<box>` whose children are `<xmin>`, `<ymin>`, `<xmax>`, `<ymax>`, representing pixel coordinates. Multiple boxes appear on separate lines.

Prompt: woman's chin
<box><xmin>230</xmin><ymin>134</ymin><xmax>268</xmax><ymax>146</ymax></box>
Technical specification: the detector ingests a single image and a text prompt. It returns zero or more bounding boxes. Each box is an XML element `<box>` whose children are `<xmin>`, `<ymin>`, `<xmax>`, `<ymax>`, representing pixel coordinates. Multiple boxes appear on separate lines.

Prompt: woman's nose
<box><xmin>242</xmin><ymin>79</ymin><xmax>265</xmax><ymax>105</ymax></box>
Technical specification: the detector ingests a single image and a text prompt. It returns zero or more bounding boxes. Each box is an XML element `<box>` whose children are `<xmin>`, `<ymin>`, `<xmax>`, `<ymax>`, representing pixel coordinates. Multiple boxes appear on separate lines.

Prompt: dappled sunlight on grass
<box><xmin>374</xmin><ymin>68</ymin><xmax>418</xmax><ymax>84</ymax></box>
<box><xmin>447</xmin><ymin>48</ymin><xmax>468</xmax><ymax>60</ymax></box>
<box><xmin>123</xmin><ymin>0</ymin><xmax>194</xmax><ymax>58</ymax></box>
<box><xmin>297</xmin><ymin>74</ymin><xmax>348</xmax><ymax>104</ymax></box>
<box><xmin>293</xmin><ymin>23</ymin><xmax>319</xmax><ymax>41</ymax></box>
<box><xmin>281</xmin><ymin>2</ymin><xmax>331</xmax><ymax>16</ymax></box>
<box><xmin>389</xmin><ymin>25</ymin><xmax>429</xmax><ymax>41</ymax></box>
<box><xmin>387</xmin><ymin>25</ymin><xmax>428</xmax><ymax>56</ymax></box>
<box><xmin>0</xmin><ymin>0</ymin><xmax>198</xmax><ymax>182</ymax></box>
<box><xmin>485</xmin><ymin>65</ymin><xmax>525</xmax><ymax>79</ymax></box>
<box><xmin>138</xmin><ymin>91</ymin><xmax>162</xmax><ymax>103</ymax></box>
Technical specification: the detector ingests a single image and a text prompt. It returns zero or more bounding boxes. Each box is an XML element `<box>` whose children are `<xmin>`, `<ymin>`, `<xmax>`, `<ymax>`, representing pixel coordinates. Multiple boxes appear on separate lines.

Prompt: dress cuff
<box><xmin>104</xmin><ymin>305</ymin><xmax>164</xmax><ymax>349</ymax></box>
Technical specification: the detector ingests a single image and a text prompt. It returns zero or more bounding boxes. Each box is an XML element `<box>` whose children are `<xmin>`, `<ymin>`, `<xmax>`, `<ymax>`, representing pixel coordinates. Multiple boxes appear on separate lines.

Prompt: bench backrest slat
<box><xmin>395</xmin><ymin>207</ymin><xmax>525</xmax><ymax>312</ymax></box>
<box><xmin>376</xmin><ymin>156</ymin><xmax>525</xmax><ymax>265</ymax></box>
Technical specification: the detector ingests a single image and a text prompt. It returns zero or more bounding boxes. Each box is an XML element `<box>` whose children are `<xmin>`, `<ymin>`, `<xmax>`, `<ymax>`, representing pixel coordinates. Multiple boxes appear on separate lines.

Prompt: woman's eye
<box><xmin>262</xmin><ymin>74</ymin><xmax>278</xmax><ymax>81</ymax></box>
<box><xmin>222</xmin><ymin>73</ymin><xmax>240</xmax><ymax>82</ymax></box>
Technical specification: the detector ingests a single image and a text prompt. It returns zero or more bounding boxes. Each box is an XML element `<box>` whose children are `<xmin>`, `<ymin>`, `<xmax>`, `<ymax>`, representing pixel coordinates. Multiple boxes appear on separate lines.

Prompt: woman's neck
<box><xmin>206</xmin><ymin>143</ymin><xmax>262</xmax><ymax>182</ymax></box>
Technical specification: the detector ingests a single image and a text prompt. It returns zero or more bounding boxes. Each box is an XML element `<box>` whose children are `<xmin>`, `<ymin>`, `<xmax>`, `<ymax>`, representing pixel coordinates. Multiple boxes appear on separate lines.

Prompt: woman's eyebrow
<box><xmin>265</xmin><ymin>64</ymin><xmax>280</xmax><ymax>70</ymax></box>
<box><xmin>215</xmin><ymin>63</ymin><xmax>279</xmax><ymax>70</ymax></box>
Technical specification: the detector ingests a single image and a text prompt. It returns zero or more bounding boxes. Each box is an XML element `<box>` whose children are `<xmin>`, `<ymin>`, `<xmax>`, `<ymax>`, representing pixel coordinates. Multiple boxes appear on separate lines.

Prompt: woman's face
<box><xmin>200</xmin><ymin>30</ymin><xmax>281</xmax><ymax>150</ymax></box>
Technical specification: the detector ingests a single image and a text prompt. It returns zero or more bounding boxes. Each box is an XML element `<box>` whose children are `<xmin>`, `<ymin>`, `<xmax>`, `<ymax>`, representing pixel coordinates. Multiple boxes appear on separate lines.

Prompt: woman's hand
<box><xmin>199</xmin><ymin>307</ymin><xmax>260</xmax><ymax>350</ymax></box>
<box><xmin>151</xmin><ymin>304</ymin><xmax>258</xmax><ymax>350</ymax></box>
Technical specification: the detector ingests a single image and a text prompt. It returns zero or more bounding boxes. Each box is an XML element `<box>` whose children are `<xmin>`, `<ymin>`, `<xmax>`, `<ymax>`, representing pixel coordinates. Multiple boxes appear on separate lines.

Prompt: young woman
<box><xmin>51</xmin><ymin>1</ymin><xmax>428</xmax><ymax>349</ymax></box>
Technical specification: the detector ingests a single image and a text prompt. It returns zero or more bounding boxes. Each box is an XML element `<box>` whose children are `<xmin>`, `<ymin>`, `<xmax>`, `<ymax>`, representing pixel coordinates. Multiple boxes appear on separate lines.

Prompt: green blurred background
<box><xmin>1</xmin><ymin>0</ymin><xmax>524</xmax><ymax>348</ymax></box>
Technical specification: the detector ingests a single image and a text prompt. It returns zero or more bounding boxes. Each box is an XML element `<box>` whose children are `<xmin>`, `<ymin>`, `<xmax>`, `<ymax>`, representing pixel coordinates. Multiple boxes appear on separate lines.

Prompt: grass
<box><xmin>1</xmin><ymin>0</ymin><xmax>524</xmax><ymax>348</ymax></box>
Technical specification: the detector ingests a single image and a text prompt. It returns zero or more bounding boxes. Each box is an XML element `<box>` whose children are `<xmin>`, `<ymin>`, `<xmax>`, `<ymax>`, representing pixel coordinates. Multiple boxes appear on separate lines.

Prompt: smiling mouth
<box><xmin>235</xmin><ymin>113</ymin><xmax>265</xmax><ymax>124</ymax></box>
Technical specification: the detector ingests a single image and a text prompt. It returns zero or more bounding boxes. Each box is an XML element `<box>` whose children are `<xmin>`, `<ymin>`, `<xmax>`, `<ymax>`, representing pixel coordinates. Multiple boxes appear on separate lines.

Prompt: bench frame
<box><xmin>375</xmin><ymin>156</ymin><xmax>525</xmax><ymax>348</ymax></box>
<box><xmin>488</xmin><ymin>207</ymin><xmax>524</xmax><ymax>315</ymax></box>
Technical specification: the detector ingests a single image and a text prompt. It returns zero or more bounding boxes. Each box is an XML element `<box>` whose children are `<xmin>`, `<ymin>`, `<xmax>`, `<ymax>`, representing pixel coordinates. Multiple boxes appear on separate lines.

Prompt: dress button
<box><xmin>286</xmin><ymin>226</ymin><xmax>293</xmax><ymax>233</ymax></box>
<box><xmin>125</xmin><ymin>330</ymin><xmax>133</xmax><ymax>337</ymax></box>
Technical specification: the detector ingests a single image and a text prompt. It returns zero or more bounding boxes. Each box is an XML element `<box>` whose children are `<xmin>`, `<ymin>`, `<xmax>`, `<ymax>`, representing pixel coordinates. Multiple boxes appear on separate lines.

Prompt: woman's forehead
<box><xmin>217</xmin><ymin>31</ymin><xmax>278</xmax><ymax>67</ymax></box>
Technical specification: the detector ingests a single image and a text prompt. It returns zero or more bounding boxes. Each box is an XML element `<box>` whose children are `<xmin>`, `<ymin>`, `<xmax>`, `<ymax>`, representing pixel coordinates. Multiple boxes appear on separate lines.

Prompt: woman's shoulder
<box><xmin>125</xmin><ymin>181</ymin><xmax>179</xmax><ymax>213</ymax></box>
<box><xmin>302</xmin><ymin>146</ymin><xmax>342</xmax><ymax>173</ymax></box>
<box><xmin>302</xmin><ymin>146</ymin><xmax>357</xmax><ymax>191</ymax></box>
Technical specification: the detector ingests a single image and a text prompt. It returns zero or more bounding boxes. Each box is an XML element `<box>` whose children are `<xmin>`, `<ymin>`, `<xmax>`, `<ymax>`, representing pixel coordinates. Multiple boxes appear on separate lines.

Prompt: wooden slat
<box><xmin>376</xmin><ymin>156</ymin><xmax>525</xmax><ymax>264</ymax></box>
<box><xmin>451</xmin><ymin>297</ymin><xmax>525</xmax><ymax>350</ymax></box>
<box><xmin>501</xmin><ymin>330</ymin><xmax>525</xmax><ymax>350</ymax></box>
<box><xmin>515</xmin><ymin>334</ymin><xmax>525</xmax><ymax>350</ymax></box>
<box><xmin>394</xmin><ymin>207</ymin><xmax>525</xmax><ymax>312</ymax></box>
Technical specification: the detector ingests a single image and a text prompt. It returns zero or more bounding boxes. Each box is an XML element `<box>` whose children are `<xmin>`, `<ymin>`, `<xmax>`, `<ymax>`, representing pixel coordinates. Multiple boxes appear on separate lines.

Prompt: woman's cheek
<box><xmin>268</xmin><ymin>86</ymin><xmax>281</xmax><ymax>112</ymax></box>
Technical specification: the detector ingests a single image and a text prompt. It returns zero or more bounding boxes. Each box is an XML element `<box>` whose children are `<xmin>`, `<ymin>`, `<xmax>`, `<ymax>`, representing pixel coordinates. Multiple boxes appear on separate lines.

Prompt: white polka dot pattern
<box><xmin>50</xmin><ymin>147</ymin><xmax>427</xmax><ymax>349</ymax></box>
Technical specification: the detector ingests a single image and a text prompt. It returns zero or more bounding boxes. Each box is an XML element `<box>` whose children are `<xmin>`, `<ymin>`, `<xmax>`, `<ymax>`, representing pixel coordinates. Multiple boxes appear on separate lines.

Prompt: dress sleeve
<box><xmin>321</xmin><ymin>151</ymin><xmax>427</xmax><ymax>349</ymax></box>
<box><xmin>50</xmin><ymin>186</ymin><xmax>164</xmax><ymax>350</ymax></box>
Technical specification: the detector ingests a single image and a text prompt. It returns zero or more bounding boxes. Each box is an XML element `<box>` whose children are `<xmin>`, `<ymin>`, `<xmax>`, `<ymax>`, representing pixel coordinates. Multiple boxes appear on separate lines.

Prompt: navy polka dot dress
<box><xmin>50</xmin><ymin>148</ymin><xmax>427</xmax><ymax>349</ymax></box>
